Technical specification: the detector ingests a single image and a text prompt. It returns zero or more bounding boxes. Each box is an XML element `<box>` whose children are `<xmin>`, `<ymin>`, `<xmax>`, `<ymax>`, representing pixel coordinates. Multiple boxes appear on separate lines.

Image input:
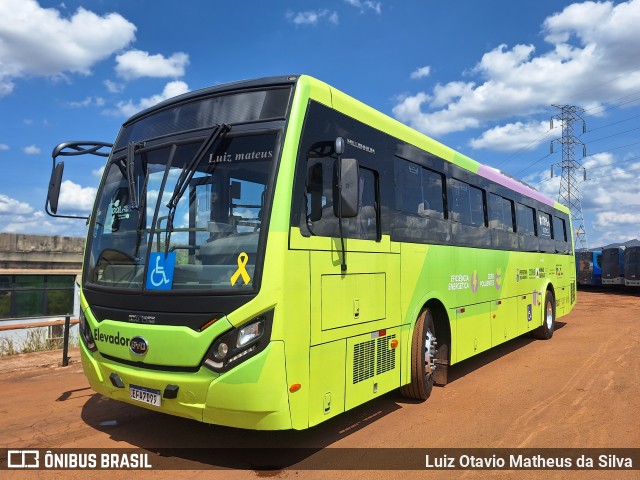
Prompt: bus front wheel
<box><xmin>401</xmin><ymin>309</ymin><xmax>436</xmax><ymax>401</ymax></box>
<box><xmin>532</xmin><ymin>290</ymin><xmax>555</xmax><ymax>340</ymax></box>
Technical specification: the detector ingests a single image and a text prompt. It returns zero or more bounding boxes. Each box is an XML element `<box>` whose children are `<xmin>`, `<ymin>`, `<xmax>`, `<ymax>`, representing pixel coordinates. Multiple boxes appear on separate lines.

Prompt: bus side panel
<box><xmin>204</xmin><ymin>341</ymin><xmax>291</xmax><ymax>430</ymax></box>
<box><xmin>344</xmin><ymin>327</ymin><xmax>401</xmax><ymax>411</ymax></box>
<box><xmin>517</xmin><ymin>292</ymin><xmax>538</xmax><ymax>335</ymax></box>
<box><xmin>308</xmin><ymin>340</ymin><xmax>346</xmax><ymax>427</ymax></box>
<box><xmin>452</xmin><ymin>303</ymin><xmax>491</xmax><ymax>363</ymax></box>
<box><xmin>491</xmin><ymin>297</ymin><xmax>518</xmax><ymax>345</ymax></box>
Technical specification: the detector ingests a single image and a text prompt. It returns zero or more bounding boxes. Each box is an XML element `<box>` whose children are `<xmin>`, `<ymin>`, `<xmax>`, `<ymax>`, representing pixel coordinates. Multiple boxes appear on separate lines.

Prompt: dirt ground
<box><xmin>1</xmin><ymin>289</ymin><xmax>639</xmax><ymax>480</ymax></box>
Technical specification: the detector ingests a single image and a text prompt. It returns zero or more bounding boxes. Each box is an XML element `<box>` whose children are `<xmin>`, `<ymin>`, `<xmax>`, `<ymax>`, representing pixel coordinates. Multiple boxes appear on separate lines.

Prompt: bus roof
<box><xmin>122</xmin><ymin>74</ymin><xmax>564</xmax><ymax>214</ymax></box>
<box><xmin>122</xmin><ymin>75</ymin><xmax>300</xmax><ymax>127</ymax></box>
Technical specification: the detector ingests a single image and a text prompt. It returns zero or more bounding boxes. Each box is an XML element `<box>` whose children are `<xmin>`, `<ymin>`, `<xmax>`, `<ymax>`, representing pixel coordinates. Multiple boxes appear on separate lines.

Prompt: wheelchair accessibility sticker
<box><xmin>146</xmin><ymin>252</ymin><xmax>176</xmax><ymax>290</ymax></box>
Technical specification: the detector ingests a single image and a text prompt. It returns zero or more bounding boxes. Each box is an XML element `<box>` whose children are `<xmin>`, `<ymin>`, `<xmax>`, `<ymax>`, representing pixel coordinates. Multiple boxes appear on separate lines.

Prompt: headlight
<box><xmin>79</xmin><ymin>309</ymin><xmax>97</xmax><ymax>352</ymax></box>
<box><xmin>202</xmin><ymin>310</ymin><xmax>273</xmax><ymax>373</ymax></box>
<box><xmin>237</xmin><ymin>321</ymin><xmax>263</xmax><ymax>348</ymax></box>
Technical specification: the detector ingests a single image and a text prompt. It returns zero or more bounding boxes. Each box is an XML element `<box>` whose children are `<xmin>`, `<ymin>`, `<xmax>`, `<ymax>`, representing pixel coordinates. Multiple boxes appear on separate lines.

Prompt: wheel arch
<box><xmin>402</xmin><ymin>293</ymin><xmax>452</xmax><ymax>388</ymax></box>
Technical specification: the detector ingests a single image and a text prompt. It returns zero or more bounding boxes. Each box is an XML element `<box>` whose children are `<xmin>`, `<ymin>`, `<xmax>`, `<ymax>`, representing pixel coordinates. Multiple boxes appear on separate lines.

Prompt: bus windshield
<box><xmin>86</xmin><ymin>131</ymin><xmax>276</xmax><ymax>291</ymax></box>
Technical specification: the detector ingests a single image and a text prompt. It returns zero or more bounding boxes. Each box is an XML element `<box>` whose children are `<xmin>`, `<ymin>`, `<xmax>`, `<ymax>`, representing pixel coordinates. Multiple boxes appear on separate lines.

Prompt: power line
<box><xmin>584</xmin><ymin>165</ymin><xmax>640</xmax><ymax>181</ymax></box>
<box><xmin>582</xmin><ymin>126</ymin><xmax>640</xmax><ymax>144</ymax></box>
<box><xmin>494</xmin><ymin>126</ymin><xmax>558</xmax><ymax>169</ymax></box>
<box><xmin>533</xmin><ymin>159</ymin><xmax>640</xmax><ymax>187</ymax></box>
<box><xmin>513</xmin><ymin>152</ymin><xmax>553</xmax><ymax>177</ymax></box>
<box><xmin>559</xmin><ymin>71</ymin><xmax>640</xmax><ymax>106</ymax></box>
<box><xmin>499</xmin><ymin>103</ymin><xmax>638</xmax><ymax>174</ymax></box>
<box><xmin>583</xmin><ymin>91</ymin><xmax>640</xmax><ymax>117</ymax></box>
<box><xmin>583</xmin><ymin>139</ymin><xmax>640</xmax><ymax>159</ymax></box>
<box><xmin>585</xmin><ymin>154</ymin><xmax>640</xmax><ymax>171</ymax></box>
<box><xmin>585</xmin><ymin>112</ymin><xmax>640</xmax><ymax>133</ymax></box>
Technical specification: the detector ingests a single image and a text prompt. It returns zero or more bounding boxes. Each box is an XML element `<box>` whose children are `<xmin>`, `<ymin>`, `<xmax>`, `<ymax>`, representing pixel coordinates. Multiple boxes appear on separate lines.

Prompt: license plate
<box><xmin>130</xmin><ymin>385</ymin><xmax>162</xmax><ymax>407</ymax></box>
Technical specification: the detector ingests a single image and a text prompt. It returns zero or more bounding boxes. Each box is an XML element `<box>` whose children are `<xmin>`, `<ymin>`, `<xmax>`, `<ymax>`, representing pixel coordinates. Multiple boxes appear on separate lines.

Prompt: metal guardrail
<box><xmin>0</xmin><ymin>316</ymin><xmax>79</xmax><ymax>366</ymax></box>
<box><xmin>0</xmin><ymin>317</ymin><xmax>79</xmax><ymax>331</ymax></box>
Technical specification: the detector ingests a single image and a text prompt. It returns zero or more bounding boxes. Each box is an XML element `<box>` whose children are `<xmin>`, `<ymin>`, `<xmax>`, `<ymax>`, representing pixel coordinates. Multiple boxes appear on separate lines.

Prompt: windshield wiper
<box><xmin>126</xmin><ymin>141</ymin><xmax>144</xmax><ymax>210</ymax></box>
<box><xmin>164</xmin><ymin>123</ymin><xmax>230</xmax><ymax>255</ymax></box>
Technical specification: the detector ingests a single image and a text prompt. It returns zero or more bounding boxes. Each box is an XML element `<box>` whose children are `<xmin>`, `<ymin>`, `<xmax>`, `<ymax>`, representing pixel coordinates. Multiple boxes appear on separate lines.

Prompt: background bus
<box><xmin>46</xmin><ymin>75</ymin><xmax>576</xmax><ymax>430</ymax></box>
<box><xmin>602</xmin><ymin>246</ymin><xmax>625</xmax><ymax>285</ymax></box>
<box><xmin>576</xmin><ymin>250</ymin><xmax>602</xmax><ymax>286</ymax></box>
<box><xmin>624</xmin><ymin>246</ymin><xmax>640</xmax><ymax>287</ymax></box>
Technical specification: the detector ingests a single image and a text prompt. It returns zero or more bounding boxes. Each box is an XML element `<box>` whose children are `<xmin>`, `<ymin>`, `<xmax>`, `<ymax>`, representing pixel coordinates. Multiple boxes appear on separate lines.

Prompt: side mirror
<box><xmin>46</xmin><ymin>162</ymin><xmax>64</xmax><ymax>215</ymax></box>
<box><xmin>333</xmin><ymin>157</ymin><xmax>359</xmax><ymax>218</ymax></box>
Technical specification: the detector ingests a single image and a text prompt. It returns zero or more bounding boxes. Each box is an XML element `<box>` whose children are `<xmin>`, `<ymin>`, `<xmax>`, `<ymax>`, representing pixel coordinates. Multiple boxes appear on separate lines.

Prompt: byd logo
<box><xmin>129</xmin><ymin>337</ymin><xmax>148</xmax><ymax>356</ymax></box>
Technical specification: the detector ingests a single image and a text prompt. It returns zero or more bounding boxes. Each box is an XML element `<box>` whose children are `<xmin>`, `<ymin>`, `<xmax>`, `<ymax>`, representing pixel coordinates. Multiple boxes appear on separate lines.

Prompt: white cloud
<box><xmin>23</xmin><ymin>145</ymin><xmax>41</xmax><ymax>155</ymax></box>
<box><xmin>115</xmin><ymin>50</ymin><xmax>189</xmax><ymax>80</ymax></box>
<box><xmin>92</xmin><ymin>166</ymin><xmax>106</xmax><ymax>178</ymax></box>
<box><xmin>0</xmin><ymin>0</ymin><xmax>136</xmax><ymax>97</ymax></box>
<box><xmin>67</xmin><ymin>96</ymin><xmax>105</xmax><ymax>108</ymax></box>
<box><xmin>410</xmin><ymin>66</ymin><xmax>431</xmax><ymax>80</ymax></box>
<box><xmin>57</xmin><ymin>180</ymin><xmax>97</xmax><ymax>212</ymax></box>
<box><xmin>527</xmin><ymin>151</ymin><xmax>640</xmax><ymax>247</ymax></box>
<box><xmin>0</xmin><ymin>186</ymin><xmax>95</xmax><ymax>235</ymax></box>
<box><xmin>595</xmin><ymin>212</ymin><xmax>640</xmax><ymax>228</ymax></box>
<box><xmin>108</xmin><ymin>80</ymin><xmax>190</xmax><ymax>117</ymax></box>
<box><xmin>0</xmin><ymin>194</ymin><xmax>34</xmax><ymax>215</ymax></box>
<box><xmin>393</xmin><ymin>0</ymin><xmax>640</xmax><ymax>138</ymax></box>
<box><xmin>0</xmin><ymin>209</ymin><xmax>88</xmax><ymax>236</ymax></box>
<box><xmin>345</xmin><ymin>0</ymin><xmax>382</xmax><ymax>14</ymax></box>
<box><xmin>0</xmin><ymin>144</ymin><xmax>9</xmax><ymax>151</ymax></box>
<box><xmin>286</xmin><ymin>9</ymin><xmax>339</xmax><ymax>26</ymax></box>
<box><xmin>469</xmin><ymin>121</ymin><xmax>551</xmax><ymax>151</ymax></box>
<box><xmin>104</xmin><ymin>79</ymin><xmax>125</xmax><ymax>93</ymax></box>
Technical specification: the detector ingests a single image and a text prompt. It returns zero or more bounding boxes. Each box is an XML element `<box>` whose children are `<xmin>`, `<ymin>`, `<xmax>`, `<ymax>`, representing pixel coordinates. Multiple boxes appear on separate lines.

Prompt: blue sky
<box><xmin>1</xmin><ymin>0</ymin><xmax>639</xmax><ymax>248</ymax></box>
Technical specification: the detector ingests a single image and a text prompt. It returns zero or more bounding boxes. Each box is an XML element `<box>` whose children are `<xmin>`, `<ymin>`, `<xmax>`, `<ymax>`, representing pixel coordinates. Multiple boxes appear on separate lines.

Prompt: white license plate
<box><xmin>130</xmin><ymin>385</ymin><xmax>162</xmax><ymax>407</ymax></box>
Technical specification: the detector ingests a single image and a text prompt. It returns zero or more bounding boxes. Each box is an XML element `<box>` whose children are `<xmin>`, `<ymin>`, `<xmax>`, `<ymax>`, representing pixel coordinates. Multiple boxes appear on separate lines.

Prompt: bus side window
<box><xmin>305</xmin><ymin>159</ymin><xmax>339</xmax><ymax>237</ymax></box>
<box><xmin>516</xmin><ymin>203</ymin><xmax>536</xmax><ymax>236</ymax></box>
<box><xmin>352</xmin><ymin>167</ymin><xmax>378</xmax><ymax>240</ymax></box>
<box><xmin>450</xmin><ymin>179</ymin><xmax>485</xmax><ymax>227</ymax></box>
<box><xmin>488</xmin><ymin>193</ymin><xmax>514</xmax><ymax>231</ymax></box>
<box><xmin>553</xmin><ymin>215</ymin><xmax>567</xmax><ymax>242</ymax></box>
<box><xmin>307</xmin><ymin>162</ymin><xmax>324</xmax><ymax>222</ymax></box>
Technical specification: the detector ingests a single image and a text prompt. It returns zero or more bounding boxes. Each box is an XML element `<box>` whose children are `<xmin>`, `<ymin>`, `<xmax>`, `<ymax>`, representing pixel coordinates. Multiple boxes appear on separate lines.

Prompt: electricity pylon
<box><xmin>551</xmin><ymin>105</ymin><xmax>588</xmax><ymax>251</ymax></box>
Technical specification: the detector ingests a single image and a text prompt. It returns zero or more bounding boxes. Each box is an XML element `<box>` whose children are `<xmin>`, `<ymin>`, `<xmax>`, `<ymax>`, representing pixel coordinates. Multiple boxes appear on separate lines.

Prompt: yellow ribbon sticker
<box><xmin>230</xmin><ymin>252</ymin><xmax>251</xmax><ymax>286</ymax></box>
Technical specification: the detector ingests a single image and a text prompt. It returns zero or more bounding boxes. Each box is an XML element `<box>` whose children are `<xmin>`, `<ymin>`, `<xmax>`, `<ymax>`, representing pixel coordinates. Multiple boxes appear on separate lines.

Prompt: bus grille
<box><xmin>353</xmin><ymin>334</ymin><xmax>396</xmax><ymax>384</ymax></box>
<box><xmin>376</xmin><ymin>335</ymin><xmax>396</xmax><ymax>375</ymax></box>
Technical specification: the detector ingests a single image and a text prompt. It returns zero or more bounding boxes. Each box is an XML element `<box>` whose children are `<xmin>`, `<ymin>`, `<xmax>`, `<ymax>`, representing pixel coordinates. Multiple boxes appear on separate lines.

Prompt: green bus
<box><xmin>47</xmin><ymin>75</ymin><xmax>576</xmax><ymax>430</ymax></box>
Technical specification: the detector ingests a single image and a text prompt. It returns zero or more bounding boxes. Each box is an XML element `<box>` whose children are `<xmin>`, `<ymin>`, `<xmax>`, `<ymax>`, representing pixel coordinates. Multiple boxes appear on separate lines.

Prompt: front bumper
<box><xmin>80</xmin><ymin>339</ymin><xmax>292</xmax><ymax>430</ymax></box>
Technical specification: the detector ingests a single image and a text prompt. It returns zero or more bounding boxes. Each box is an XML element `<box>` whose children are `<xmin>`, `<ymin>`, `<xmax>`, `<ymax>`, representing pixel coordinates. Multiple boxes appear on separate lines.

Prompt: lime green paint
<box><xmin>79</xmin><ymin>75</ymin><xmax>577</xmax><ymax>431</ymax></box>
<box><xmin>396</xmin><ymin>242</ymin><xmax>575</xmax><ymax>365</ymax></box>
<box><xmin>490</xmin><ymin>297</ymin><xmax>518</xmax><ymax>346</ymax></box>
<box><xmin>320</xmin><ymin>273</ymin><xmax>386</xmax><ymax>330</ymax></box>
<box><xmin>344</xmin><ymin>327</ymin><xmax>401</xmax><ymax>411</ymax></box>
<box><xmin>308</xmin><ymin>340</ymin><xmax>346</xmax><ymax>426</ymax></box>
<box><xmin>307</xmin><ymin>246</ymin><xmax>401</xmax><ymax>347</ymax></box>
<box><xmin>454</xmin><ymin>303</ymin><xmax>492</xmax><ymax>362</ymax></box>
<box><xmin>204</xmin><ymin>342</ymin><xmax>291</xmax><ymax>429</ymax></box>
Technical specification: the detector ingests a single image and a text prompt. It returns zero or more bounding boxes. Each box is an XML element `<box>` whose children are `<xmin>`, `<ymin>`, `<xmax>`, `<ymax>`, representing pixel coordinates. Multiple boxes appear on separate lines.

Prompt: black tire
<box><xmin>400</xmin><ymin>309</ymin><xmax>436</xmax><ymax>401</ymax></box>
<box><xmin>532</xmin><ymin>290</ymin><xmax>555</xmax><ymax>340</ymax></box>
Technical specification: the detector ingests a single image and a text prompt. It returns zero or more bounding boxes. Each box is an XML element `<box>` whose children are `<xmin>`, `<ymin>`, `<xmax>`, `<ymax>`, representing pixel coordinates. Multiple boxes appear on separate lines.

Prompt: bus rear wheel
<box><xmin>532</xmin><ymin>290</ymin><xmax>555</xmax><ymax>340</ymax></box>
<box><xmin>401</xmin><ymin>309</ymin><xmax>436</xmax><ymax>401</ymax></box>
